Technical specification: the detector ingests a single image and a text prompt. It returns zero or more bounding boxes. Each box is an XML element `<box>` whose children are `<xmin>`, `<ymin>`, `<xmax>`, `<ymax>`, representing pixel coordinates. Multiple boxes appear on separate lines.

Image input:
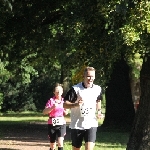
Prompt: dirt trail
<box><xmin>0</xmin><ymin>122</ymin><xmax>71</xmax><ymax>150</ymax></box>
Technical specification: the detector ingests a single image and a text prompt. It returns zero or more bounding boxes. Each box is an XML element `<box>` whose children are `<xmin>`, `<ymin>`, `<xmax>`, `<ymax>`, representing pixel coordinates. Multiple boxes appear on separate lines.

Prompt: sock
<box><xmin>58</xmin><ymin>147</ymin><xmax>63</xmax><ymax>150</ymax></box>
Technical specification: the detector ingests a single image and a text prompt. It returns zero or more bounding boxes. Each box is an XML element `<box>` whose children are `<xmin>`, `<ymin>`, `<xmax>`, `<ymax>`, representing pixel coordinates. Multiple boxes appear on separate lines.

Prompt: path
<box><xmin>0</xmin><ymin>122</ymin><xmax>71</xmax><ymax>150</ymax></box>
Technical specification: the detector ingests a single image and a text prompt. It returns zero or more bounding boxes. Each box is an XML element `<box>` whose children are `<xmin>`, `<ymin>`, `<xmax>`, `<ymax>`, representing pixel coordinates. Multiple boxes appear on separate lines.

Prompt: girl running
<box><xmin>43</xmin><ymin>83</ymin><xmax>68</xmax><ymax>150</ymax></box>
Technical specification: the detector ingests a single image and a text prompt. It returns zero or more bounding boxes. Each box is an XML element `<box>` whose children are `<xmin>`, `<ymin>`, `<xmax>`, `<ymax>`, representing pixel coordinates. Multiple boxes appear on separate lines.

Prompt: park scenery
<box><xmin>1</xmin><ymin>1</ymin><xmax>150</xmax><ymax>150</ymax></box>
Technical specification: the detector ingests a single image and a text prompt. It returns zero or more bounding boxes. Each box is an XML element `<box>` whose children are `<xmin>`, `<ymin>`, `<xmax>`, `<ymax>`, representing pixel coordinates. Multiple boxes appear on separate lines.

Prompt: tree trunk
<box><xmin>130</xmin><ymin>77</ymin><xmax>141</xmax><ymax>112</ymax></box>
<box><xmin>60</xmin><ymin>65</ymin><xmax>70</xmax><ymax>96</ymax></box>
<box><xmin>129</xmin><ymin>53</ymin><xmax>142</xmax><ymax>112</ymax></box>
<box><xmin>102</xmin><ymin>57</ymin><xmax>135</xmax><ymax>129</ymax></box>
<box><xmin>126</xmin><ymin>56</ymin><xmax>150</xmax><ymax>150</ymax></box>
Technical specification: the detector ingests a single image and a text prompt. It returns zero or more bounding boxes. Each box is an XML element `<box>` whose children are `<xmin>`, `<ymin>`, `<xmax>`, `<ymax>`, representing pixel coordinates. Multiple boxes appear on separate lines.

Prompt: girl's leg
<box><xmin>48</xmin><ymin>124</ymin><xmax>57</xmax><ymax>150</ymax></box>
<box><xmin>57</xmin><ymin>137</ymin><xmax>64</xmax><ymax>150</ymax></box>
<box><xmin>57</xmin><ymin>124</ymin><xmax>66</xmax><ymax>150</ymax></box>
<box><xmin>50</xmin><ymin>142</ymin><xmax>56</xmax><ymax>150</ymax></box>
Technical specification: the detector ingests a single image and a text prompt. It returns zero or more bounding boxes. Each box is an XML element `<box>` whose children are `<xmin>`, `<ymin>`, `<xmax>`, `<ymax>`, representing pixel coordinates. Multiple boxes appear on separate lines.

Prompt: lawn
<box><xmin>0</xmin><ymin>111</ymin><xmax>129</xmax><ymax>150</ymax></box>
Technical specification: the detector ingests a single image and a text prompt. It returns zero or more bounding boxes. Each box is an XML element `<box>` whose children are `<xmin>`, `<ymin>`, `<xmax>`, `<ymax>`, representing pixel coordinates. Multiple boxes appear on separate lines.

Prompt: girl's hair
<box><xmin>53</xmin><ymin>83</ymin><xmax>63</xmax><ymax>91</ymax></box>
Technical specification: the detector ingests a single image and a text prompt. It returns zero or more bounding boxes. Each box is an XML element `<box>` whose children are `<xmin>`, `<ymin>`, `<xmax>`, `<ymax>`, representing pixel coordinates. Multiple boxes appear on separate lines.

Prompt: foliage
<box><xmin>0</xmin><ymin>0</ymin><xmax>150</xmax><ymax>112</ymax></box>
<box><xmin>127</xmin><ymin>53</ymin><xmax>143</xmax><ymax>79</ymax></box>
<box><xmin>0</xmin><ymin>0</ymin><xmax>69</xmax><ymax>111</ymax></box>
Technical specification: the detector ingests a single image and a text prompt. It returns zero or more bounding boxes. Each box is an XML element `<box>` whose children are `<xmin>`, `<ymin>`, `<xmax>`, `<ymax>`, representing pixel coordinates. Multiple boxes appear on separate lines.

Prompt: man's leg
<box><xmin>71</xmin><ymin>129</ymin><xmax>83</xmax><ymax>150</ymax></box>
<box><xmin>85</xmin><ymin>142</ymin><xmax>95</xmax><ymax>150</ymax></box>
<box><xmin>72</xmin><ymin>146</ymin><xmax>82</xmax><ymax>150</ymax></box>
<box><xmin>84</xmin><ymin>127</ymin><xmax>97</xmax><ymax>150</ymax></box>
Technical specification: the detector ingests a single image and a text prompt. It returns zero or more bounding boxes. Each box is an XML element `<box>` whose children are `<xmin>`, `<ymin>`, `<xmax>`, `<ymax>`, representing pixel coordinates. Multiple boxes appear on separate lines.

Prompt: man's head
<box><xmin>83</xmin><ymin>67</ymin><xmax>95</xmax><ymax>88</ymax></box>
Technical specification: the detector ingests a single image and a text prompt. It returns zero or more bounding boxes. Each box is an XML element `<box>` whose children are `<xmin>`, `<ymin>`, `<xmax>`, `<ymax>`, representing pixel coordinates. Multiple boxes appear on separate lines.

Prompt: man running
<box><xmin>63</xmin><ymin>67</ymin><xmax>102</xmax><ymax>150</ymax></box>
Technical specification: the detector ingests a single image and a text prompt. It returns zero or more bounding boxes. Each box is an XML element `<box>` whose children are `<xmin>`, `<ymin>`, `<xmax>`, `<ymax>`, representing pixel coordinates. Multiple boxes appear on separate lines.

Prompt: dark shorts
<box><xmin>48</xmin><ymin>124</ymin><xmax>66</xmax><ymax>143</ymax></box>
<box><xmin>71</xmin><ymin>127</ymin><xmax>97</xmax><ymax>148</ymax></box>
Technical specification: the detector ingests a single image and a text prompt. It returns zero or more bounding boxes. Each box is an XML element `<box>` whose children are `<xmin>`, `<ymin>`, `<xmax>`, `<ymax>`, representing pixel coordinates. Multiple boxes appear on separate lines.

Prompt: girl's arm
<box><xmin>43</xmin><ymin>105</ymin><xmax>55</xmax><ymax>115</ymax></box>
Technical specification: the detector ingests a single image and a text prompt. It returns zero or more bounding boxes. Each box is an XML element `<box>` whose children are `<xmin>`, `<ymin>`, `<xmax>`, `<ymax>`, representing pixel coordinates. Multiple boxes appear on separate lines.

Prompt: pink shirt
<box><xmin>45</xmin><ymin>97</ymin><xmax>66</xmax><ymax>124</ymax></box>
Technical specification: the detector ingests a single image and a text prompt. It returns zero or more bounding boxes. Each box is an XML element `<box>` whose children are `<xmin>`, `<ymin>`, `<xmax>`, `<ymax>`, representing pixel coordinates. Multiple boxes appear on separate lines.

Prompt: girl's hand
<box><xmin>63</xmin><ymin>109</ymin><xmax>69</xmax><ymax>115</ymax></box>
<box><xmin>52</xmin><ymin>102</ymin><xmax>58</xmax><ymax>108</ymax></box>
<box><xmin>55</xmin><ymin>102</ymin><xmax>59</xmax><ymax>107</ymax></box>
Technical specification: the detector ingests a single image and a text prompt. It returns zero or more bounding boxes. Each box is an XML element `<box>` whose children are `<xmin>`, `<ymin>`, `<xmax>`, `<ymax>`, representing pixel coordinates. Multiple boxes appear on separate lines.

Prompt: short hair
<box><xmin>84</xmin><ymin>67</ymin><xmax>95</xmax><ymax>75</ymax></box>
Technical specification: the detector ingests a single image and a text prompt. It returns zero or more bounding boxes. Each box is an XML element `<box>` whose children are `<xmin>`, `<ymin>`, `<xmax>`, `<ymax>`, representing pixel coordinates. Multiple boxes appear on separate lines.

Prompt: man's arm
<box><xmin>63</xmin><ymin>101</ymin><xmax>79</xmax><ymax>109</ymax></box>
<box><xmin>63</xmin><ymin>87</ymin><xmax>81</xmax><ymax>109</ymax></box>
<box><xmin>96</xmin><ymin>89</ymin><xmax>102</xmax><ymax>111</ymax></box>
<box><xmin>96</xmin><ymin>90</ymin><xmax>104</xmax><ymax>119</ymax></box>
<box><xmin>96</xmin><ymin>100</ymin><xmax>104</xmax><ymax>119</ymax></box>
<box><xmin>96</xmin><ymin>100</ymin><xmax>102</xmax><ymax>111</ymax></box>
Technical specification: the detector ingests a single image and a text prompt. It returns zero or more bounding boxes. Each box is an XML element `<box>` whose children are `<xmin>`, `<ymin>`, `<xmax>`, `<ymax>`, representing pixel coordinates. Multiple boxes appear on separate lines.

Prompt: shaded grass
<box><xmin>63</xmin><ymin>127</ymin><xmax>129</xmax><ymax>150</ymax></box>
<box><xmin>63</xmin><ymin>132</ymin><xmax>129</xmax><ymax>150</ymax></box>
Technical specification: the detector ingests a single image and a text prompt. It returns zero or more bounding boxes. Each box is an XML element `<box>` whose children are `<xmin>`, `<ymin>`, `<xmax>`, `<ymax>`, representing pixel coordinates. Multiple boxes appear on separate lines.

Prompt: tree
<box><xmin>0</xmin><ymin>0</ymin><xmax>149</xmax><ymax>127</ymax></box>
<box><xmin>103</xmin><ymin>56</ymin><xmax>135</xmax><ymax>128</ymax></box>
<box><xmin>126</xmin><ymin>54</ymin><xmax>150</xmax><ymax>150</ymax></box>
<box><xmin>0</xmin><ymin>0</ymin><xmax>71</xmax><ymax>111</ymax></box>
<box><xmin>128</xmin><ymin>53</ymin><xmax>143</xmax><ymax>112</ymax></box>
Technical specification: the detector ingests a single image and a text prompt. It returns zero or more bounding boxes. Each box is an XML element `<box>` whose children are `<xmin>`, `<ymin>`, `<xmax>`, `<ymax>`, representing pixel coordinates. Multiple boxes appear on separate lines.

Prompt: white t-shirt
<box><xmin>64</xmin><ymin>82</ymin><xmax>101</xmax><ymax>129</ymax></box>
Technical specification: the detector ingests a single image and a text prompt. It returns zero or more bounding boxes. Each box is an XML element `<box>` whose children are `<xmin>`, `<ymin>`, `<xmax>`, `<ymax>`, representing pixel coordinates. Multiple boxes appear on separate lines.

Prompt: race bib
<box><xmin>80</xmin><ymin>106</ymin><xmax>93</xmax><ymax>117</ymax></box>
<box><xmin>52</xmin><ymin>117</ymin><xmax>64</xmax><ymax>126</ymax></box>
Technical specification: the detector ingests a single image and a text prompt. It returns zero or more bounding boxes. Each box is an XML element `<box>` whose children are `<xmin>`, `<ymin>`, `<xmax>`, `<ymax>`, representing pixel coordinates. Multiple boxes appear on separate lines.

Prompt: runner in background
<box><xmin>43</xmin><ymin>83</ymin><xmax>68</xmax><ymax>150</ymax></box>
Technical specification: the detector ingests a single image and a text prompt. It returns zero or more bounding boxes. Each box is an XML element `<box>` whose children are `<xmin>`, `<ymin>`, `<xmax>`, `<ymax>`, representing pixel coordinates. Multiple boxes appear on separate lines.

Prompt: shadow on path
<box><xmin>0</xmin><ymin>122</ymin><xmax>71</xmax><ymax>143</ymax></box>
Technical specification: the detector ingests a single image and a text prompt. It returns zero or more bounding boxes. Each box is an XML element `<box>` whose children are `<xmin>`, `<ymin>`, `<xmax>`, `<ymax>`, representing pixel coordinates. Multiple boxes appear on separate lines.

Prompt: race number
<box><xmin>52</xmin><ymin>117</ymin><xmax>64</xmax><ymax>126</ymax></box>
<box><xmin>80</xmin><ymin>106</ymin><xmax>93</xmax><ymax>117</ymax></box>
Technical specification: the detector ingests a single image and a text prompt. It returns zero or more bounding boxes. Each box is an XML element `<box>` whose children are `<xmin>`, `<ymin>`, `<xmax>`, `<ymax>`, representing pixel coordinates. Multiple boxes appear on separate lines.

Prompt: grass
<box><xmin>0</xmin><ymin>111</ymin><xmax>129</xmax><ymax>150</ymax></box>
<box><xmin>0</xmin><ymin>111</ymin><xmax>48</xmax><ymax>122</ymax></box>
<box><xmin>63</xmin><ymin>128</ymin><xmax>129</xmax><ymax>150</ymax></box>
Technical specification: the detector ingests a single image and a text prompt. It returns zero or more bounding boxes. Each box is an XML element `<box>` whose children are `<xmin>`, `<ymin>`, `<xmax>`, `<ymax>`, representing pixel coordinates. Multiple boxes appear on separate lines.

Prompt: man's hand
<box><xmin>78</xmin><ymin>99</ymin><xmax>84</xmax><ymax>106</ymax></box>
<box><xmin>97</xmin><ymin>113</ymin><xmax>104</xmax><ymax>119</ymax></box>
<box><xmin>97</xmin><ymin>109</ymin><xmax>104</xmax><ymax>119</ymax></box>
<box><xmin>73</xmin><ymin>99</ymin><xmax>84</xmax><ymax>108</ymax></box>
